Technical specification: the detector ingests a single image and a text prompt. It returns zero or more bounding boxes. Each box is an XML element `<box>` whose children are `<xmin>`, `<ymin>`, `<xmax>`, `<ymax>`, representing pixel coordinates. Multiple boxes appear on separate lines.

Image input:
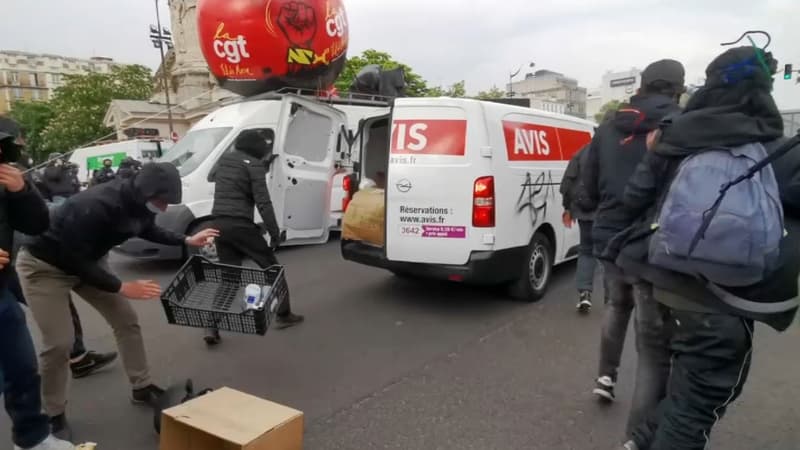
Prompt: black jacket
<box><xmin>43</xmin><ymin>164</ymin><xmax>79</xmax><ymax>198</ymax></box>
<box><xmin>560</xmin><ymin>145</ymin><xmax>595</xmax><ymax>221</ymax></box>
<box><xmin>24</xmin><ymin>177</ymin><xmax>186</xmax><ymax>292</ymax></box>
<box><xmin>211</xmin><ymin>149</ymin><xmax>280</xmax><ymax>241</ymax></box>
<box><xmin>93</xmin><ymin>167</ymin><xmax>116</xmax><ymax>185</ymax></box>
<box><xmin>611</xmin><ymin>117</ymin><xmax>797</xmax><ymax>331</ymax></box>
<box><xmin>1</xmin><ymin>182</ymin><xmax>49</xmax><ymax>290</ymax></box>
<box><xmin>582</xmin><ymin>94</ymin><xmax>681</xmax><ymax>253</ymax></box>
<box><xmin>117</xmin><ymin>159</ymin><xmax>142</xmax><ymax>179</ymax></box>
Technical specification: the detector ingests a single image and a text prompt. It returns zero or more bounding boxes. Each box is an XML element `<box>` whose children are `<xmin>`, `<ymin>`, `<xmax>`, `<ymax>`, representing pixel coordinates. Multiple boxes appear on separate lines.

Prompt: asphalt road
<box><xmin>3</xmin><ymin>240</ymin><xmax>799</xmax><ymax>449</ymax></box>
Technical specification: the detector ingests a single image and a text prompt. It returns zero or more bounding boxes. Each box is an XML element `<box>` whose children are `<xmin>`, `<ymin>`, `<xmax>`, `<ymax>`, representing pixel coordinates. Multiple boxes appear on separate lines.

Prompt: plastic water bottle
<box><xmin>256</xmin><ymin>285</ymin><xmax>272</xmax><ymax>311</ymax></box>
<box><xmin>244</xmin><ymin>284</ymin><xmax>261</xmax><ymax>310</ymax></box>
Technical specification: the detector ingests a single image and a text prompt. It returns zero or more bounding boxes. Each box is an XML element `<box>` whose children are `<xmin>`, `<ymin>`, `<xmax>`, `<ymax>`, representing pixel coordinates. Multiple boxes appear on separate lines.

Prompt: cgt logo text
<box><xmin>213</xmin><ymin>23</ymin><xmax>251</xmax><ymax>64</ymax></box>
<box><xmin>326</xmin><ymin>6</ymin><xmax>348</xmax><ymax>38</ymax></box>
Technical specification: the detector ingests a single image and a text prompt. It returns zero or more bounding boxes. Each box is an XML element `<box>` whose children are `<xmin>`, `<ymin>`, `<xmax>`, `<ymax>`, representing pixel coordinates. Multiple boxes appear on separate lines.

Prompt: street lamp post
<box><xmin>508</xmin><ymin>62</ymin><xmax>535</xmax><ymax>98</ymax></box>
<box><xmin>150</xmin><ymin>0</ymin><xmax>175</xmax><ymax>137</ymax></box>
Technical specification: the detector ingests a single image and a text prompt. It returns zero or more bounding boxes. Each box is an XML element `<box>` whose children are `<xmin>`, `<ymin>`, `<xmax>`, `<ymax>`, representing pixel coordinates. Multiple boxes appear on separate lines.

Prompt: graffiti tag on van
<box><xmin>517</xmin><ymin>171</ymin><xmax>555</xmax><ymax>227</ymax></box>
<box><xmin>503</xmin><ymin>121</ymin><xmax>592</xmax><ymax>162</ymax></box>
<box><xmin>391</xmin><ymin>119</ymin><xmax>467</xmax><ymax>156</ymax></box>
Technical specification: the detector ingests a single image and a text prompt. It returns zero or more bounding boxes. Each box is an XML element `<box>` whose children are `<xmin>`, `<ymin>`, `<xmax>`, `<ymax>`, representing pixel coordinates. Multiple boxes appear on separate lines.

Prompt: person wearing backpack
<box><xmin>581</xmin><ymin>59</ymin><xmax>684</xmax><ymax>424</ymax></box>
<box><xmin>608</xmin><ymin>46</ymin><xmax>799</xmax><ymax>450</ymax></box>
<box><xmin>559</xmin><ymin>144</ymin><xmax>599</xmax><ymax>313</ymax></box>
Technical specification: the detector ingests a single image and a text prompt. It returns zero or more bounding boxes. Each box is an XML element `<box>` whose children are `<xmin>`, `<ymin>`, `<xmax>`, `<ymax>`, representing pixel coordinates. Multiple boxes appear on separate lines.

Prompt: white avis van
<box><xmin>116</xmin><ymin>92</ymin><xmax>387</xmax><ymax>260</ymax></box>
<box><xmin>341</xmin><ymin>97</ymin><xmax>594</xmax><ymax>300</ymax></box>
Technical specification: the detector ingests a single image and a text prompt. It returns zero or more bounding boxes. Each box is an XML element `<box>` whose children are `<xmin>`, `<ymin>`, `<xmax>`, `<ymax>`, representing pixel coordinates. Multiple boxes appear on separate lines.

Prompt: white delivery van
<box><xmin>341</xmin><ymin>97</ymin><xmax>594</xmax><ymax>301</ymax></box>
<box><xmin>115</xmin><ymin>92</ymin><xmax>388</xmax><ymax>261</ymax></box>
<box><xmin>69</xmin><ymin>139</ymin><xmax>172</xmax><ymax>185</ymax></box>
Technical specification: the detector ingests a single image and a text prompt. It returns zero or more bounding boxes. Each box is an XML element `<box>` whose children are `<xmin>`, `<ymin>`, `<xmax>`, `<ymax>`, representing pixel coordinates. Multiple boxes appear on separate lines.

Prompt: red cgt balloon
<box><xmin>197</xmin><ymin>0</ymin><xmax>349</xmax><ymax>97</ymax></box>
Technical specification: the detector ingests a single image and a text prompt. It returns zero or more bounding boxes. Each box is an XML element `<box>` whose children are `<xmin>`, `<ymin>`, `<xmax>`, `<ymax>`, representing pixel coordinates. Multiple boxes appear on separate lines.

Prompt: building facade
<box><xmin>0</xmin><ymin>50</ymin><xmax>121</xmax><ymax>113</ymax></box>
<box><xmin>508</xmin><ymin>70</ymin><xmax>587</xmax><ymax>118</ymax></box>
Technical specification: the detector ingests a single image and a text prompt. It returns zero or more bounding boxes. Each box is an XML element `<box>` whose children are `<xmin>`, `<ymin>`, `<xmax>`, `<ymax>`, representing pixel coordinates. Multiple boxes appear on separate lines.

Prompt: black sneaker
<box><xmin>592</xmin><ymin>375</ymin><xmax>616</xmax><ymax>402</ymax></box>
<box><xmin>49</xmin><ymin>414</ymin><xmax>72</xmax><ymax>441</ymax></box>
<box><xmin>132</xmin><ymin>384</ymin><xmax>166</xmax><ymax>405</ymax></box>
<box><xmin>71</xmin><ymin>351</ymin><xmax>118</xmax><ymax>379</ymax></box>
<box><xmin>576</xmin><ymin>291</ymin><xmax>592</xmax><ymax>314</ymax></box>
<box><xmin>274</xmin><ymin>313</ymin><xmax>304</xmax><ymax>330</ymax></box>
<box><xmin>204</xmin><ymin>327</ymin><xmax>221</xmax><ymax>346</ymax></box>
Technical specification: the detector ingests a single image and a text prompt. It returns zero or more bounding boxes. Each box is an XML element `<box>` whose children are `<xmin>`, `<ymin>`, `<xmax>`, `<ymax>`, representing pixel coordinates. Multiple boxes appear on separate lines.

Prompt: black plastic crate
<box><xmin>161</xmin><ymin>256</ymin><xmax>289</xmax><ymax>336</ymax></box>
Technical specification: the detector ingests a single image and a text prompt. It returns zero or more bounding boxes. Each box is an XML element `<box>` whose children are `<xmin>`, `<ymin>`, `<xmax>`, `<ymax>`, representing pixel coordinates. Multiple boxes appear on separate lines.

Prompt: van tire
<box><xmin>184</xmin><ymin>220</ymin><xmax>215</xmax><ymax>260</ymax></box>
<box><xmin>509</xmin><ymin>232</ymin><xmax>554</xmax><ymax>302</ymax></box>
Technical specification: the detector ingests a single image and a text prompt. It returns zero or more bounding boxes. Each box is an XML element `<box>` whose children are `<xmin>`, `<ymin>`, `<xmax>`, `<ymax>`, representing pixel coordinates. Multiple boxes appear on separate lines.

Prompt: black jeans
<box><xmin>0</xmin><ymin>288</ymin><xmax>50</xmax><ymax>448</ymax></box>
<box><xmin>631</xmin><ymin>308</ymin><xmax>754</xmax><ymax>450</ymax></box>
<box><xmin>213</xmin><ymin>217</ymin><xmax>291</xmax><ymax>316</ymax></box>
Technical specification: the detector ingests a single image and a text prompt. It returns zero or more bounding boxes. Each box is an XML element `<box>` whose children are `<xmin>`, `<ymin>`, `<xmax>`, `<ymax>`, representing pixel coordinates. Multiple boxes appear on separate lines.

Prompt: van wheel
<box><xmin>509</xmin><ymin>232</ymin><xmax>553</xmax><ymax>302</ymax></box>
<box><xmin>185</xmin><ymin>220</ymin><xmax>215</xmax><ymax>260</ymax></box>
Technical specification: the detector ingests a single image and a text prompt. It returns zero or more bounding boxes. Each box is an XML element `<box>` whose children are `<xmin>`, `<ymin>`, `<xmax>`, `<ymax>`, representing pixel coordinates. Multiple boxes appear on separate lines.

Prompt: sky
<box><xmin>2</xmin><ymin>0</ymin><xmax>799</xmax><ymax>109</ymax></box>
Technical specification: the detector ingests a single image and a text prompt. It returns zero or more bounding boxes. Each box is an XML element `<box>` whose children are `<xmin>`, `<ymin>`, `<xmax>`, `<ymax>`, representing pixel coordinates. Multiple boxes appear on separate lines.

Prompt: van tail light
<box><xmin>472</xmin><ymin>176</ymin><xmax>495</xmax><ymax>228</ymax></box>
<box><xmin>342</xmin><ymin>174</ymin><xmax>353</xmax><ymax>211</ymax></box>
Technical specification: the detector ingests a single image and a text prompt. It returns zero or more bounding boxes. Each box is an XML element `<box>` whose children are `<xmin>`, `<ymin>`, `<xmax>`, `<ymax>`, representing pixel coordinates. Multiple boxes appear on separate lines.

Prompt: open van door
<box><xmin>270</xmin><ymin>95</ymin><xmax>347</xmax><ymax>246</ymax></box>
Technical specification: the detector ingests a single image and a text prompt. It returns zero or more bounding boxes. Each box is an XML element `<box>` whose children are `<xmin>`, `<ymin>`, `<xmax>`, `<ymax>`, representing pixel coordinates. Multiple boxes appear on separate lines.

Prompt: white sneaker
<box><xmin>15</xmin><ymin>435</ymin><xmax>75</xmax><ymax>450</ymax></box>
<box><xmin>592</xmin><ymin>375</ymin><xmax>616</xmax><ymax>402</ymax></box>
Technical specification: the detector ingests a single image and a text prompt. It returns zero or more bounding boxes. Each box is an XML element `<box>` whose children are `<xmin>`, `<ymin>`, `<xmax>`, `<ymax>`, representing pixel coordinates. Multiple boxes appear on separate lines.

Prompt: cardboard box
<box><xmin>342</xmin><ymin>188</ymin><xmax>385</xmax><ymax>247</ymax></box>
<box><xmin>160</xmin><ymin>387</ymin><xmax>303</xmax><ymax>450</ymax></box>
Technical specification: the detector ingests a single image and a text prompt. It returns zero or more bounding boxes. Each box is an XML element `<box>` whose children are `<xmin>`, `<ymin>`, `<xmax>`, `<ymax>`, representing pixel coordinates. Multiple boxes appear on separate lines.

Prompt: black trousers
<box><xmin>213</xmin><ymin>217</ymin><xmax>291</xmax><ymax>315</ymax></box>
<box><xmin>631</xmin><ymin>308</ymin><xmax>754</xmax><ymax>450</ymax></box>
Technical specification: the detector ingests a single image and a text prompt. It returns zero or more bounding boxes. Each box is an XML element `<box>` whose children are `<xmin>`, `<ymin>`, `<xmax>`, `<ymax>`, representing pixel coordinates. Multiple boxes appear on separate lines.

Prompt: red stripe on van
<box><xmin>503</xmin><ymin>121</ymin><xmax>591</xmax><ymax>161</ymax></box>
<box><xmin>391</xmin><ymin>120</ymin><xmax>467</xmax><ymax>156</ymax></box>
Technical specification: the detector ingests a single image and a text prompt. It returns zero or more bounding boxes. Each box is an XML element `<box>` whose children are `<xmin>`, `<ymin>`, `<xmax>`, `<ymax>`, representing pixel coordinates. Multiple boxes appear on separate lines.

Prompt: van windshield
<box><xmin>159</xmin><ymin>127</ymin><xmax>232</xmax><ymax>176</ymax></box>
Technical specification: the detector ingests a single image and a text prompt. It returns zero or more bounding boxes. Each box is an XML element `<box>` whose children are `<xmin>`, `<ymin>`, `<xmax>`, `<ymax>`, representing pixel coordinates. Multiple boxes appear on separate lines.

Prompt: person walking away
<box><xmin>42</xmin><ymin>154</ymin><xmax>77</xmax><ymax>205</ymax></box>
<box><xmin>116</xmin><ymin>157</ymin><xmax>142</xmax><ymax>180</ymax></box>
<box><xmin>0</xmin><ymin>117</ymin><xmax>74</xmax><ymax>449</ymax></box>
<box><xmin>91</xmin><ymin>159</ymin><xmax>115</xmax><ymax>185</ymax></box>
<box><xmin>204</xmin><ymin>129</ymin><xmax>304</xmax><ymax>345</ymax></box>
<box><xmin>14</xmin><ymin>156</ymin><xmax>118</xmax><ymax>380</ymax></box>
<box><xmin>613</xmin><ymin>46</ymin><xmax>800</xmax><ymax>450</ymax></box>
<box><xmin>581</xmin><ymin>59</ymin><xmax>684</xmax><ymax>420</ymax></box>
<box><xmin>560</xmin><ymin>144</ymin><xmax>599</xmax><ymax>313</ymax></box>
<box><xmin>16</xmin><ymin>163</ymin><xmax>218</xmax><ymax>439</ymax></box>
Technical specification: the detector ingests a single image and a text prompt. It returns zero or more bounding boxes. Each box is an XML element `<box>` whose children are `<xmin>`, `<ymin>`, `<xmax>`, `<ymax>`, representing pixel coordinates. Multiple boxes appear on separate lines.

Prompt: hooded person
<box><xmin>580</xmin><ymin>59</ymin><xmax>685</xmax><ymax>432</ymax></box>
<box><xmin>611</xmin><ymin>46</ymin><xmax>798</xmax><ymax>450</ymax></box>
<box><xmin>15</xmin><ymin>162</ymin><xmax>219</xmax><ymax>440</ymax></box>
<box><xmin>42</xmin><ymin>153</ymin><xmax>78</xmax><ymax>203</ymax></box>
<box><xmin>0</xmin><ymin>117</ymin><xmax>75</xmax><ymax>450</ymax></box>
<box><xmin>204</xmin><ymin>129</ymin><xmax>304</xmax><ymax>345</ymax></box>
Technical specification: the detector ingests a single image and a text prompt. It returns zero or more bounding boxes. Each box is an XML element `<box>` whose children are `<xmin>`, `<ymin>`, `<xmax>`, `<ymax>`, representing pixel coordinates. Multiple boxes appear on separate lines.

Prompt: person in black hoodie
<box><xmin>582</xmin><ymin>60</ymin><xmax>685</xmax><ymax>433</ymax></box>
<box><xmin>15</xmin><ymin>163</ymin><xmax>218</xmax><ymax>439</ymax></box>
<box><xmin>612</xmin><ymin>47</ymin><xmax>798</xmax><ymax>450</ymax></box>
<box><xmin>0</xmin><ymin>117</ymin><xmax>74</xmax><ymax>450</ymax></box>
<box><xmin>42</xmin><ymin>153</ymin><xmax>79</xmax><ymax>203</ymax></box>
<box><xmin>203</xmin><ymin>129</ymin><xmax>303</xmax><ymax>345</ymax></box>
<box><xmin>560</xmin><ymin>144</ymin><xmax>599</xmax><ymax>313</ymax></box>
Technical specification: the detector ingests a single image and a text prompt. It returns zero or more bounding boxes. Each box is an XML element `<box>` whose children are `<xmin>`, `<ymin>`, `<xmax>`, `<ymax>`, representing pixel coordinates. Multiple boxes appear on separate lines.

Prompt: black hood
<box><xmin>655</xmin><ymin>46</ymin><xmax>783</xmax><ymax>158</ymax></box>
<box><xmin>613</xmin><ymin>94</ymin><xmax>680</xmax><ymax>135</ymax></box>
<box><xmin>133</xmin><ymin>162</ymin><xmax>182</xmax><ymax>204</ymax></box>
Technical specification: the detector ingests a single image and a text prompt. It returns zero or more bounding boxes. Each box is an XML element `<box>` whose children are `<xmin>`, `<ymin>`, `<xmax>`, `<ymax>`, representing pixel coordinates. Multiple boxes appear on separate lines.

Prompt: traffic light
<box><xmin>785</xmin><ymin>64</ymin><xmax>793</xmax><ymax>80</ymax></box>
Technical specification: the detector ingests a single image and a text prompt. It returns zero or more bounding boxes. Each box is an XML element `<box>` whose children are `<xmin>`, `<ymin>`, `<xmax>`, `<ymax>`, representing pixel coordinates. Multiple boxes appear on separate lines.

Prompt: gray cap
<box><xmin>641</xmin><ymin>59</ymin><xmax>685</xmax><ymax>88</ymax></box>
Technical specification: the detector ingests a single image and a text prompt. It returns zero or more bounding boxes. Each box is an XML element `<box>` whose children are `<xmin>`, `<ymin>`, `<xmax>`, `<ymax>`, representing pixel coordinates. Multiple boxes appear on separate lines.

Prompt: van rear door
<box><xmin>271</xmin><ymin>95</ymin><xmax>347</xmax><ymax>246</ymax></box>
<box><xmin>385</xmin><ymin>101</ymin><xmax>486</xmax><ymax>265</ymax></box>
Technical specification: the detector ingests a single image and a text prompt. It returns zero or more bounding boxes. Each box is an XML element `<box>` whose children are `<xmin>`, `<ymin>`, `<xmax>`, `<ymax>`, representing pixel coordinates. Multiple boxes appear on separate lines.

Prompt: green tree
<box><xmin>335</xmin><ymin>49</ymin><xmax>430</xmax><ymax>97</ymax></box>
<box><xmin>426</xmin><ymin>80</ymin><xmax>466</xmax><ymax>97</ymax></box>
<box><xmin>8</xmin><ymin>101</ymin><xmax>54</xmax><ymax>162</ymax></box>
<box><xmin>594</xmin><ymin>100</ymin><xmax>622</xmax><ymax>123</ymax></box>
<box><xmin>41</xmin><ymin>65</ymin><xmax>153</xmax><ymax>153</ymax></box>
<box><xmin>476</xmin><ymin>85</ymin><xmax>506</xmax><ymax>100</ymax></box>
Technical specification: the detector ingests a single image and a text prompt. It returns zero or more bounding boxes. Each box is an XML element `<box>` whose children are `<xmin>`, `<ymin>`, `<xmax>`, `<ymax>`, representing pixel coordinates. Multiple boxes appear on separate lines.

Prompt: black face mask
<box><xmin>0</xmin><ymin>139</ymin><xmax>21</xmax><ymax>164</ymax></box>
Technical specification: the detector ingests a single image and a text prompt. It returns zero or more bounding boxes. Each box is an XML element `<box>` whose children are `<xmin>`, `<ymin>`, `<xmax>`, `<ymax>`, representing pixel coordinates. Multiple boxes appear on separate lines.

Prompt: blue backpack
<box><xmin>649</xmin><ymin>142</ymin><xmax>786</xmax><ymax>287</ymax></box>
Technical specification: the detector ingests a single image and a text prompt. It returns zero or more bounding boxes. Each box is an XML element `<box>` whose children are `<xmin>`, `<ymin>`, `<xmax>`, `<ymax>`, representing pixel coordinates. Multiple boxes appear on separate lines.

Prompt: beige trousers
<box><xmin>15</xmin><ymin>249</ymin><xmax>151</xmax><ymax>416</ymax></box>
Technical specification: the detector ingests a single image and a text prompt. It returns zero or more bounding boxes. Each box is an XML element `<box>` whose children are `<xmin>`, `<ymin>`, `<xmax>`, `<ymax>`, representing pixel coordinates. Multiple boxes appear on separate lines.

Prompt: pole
<box><xmin>155</xmin><ymin>0</ymin><xmax>175</xmax><ymax>136</ymax></box>
<box><xmin>508</xmin><ymin>67</ymin><xmax>522</xmax><ymax>98</ymax></box>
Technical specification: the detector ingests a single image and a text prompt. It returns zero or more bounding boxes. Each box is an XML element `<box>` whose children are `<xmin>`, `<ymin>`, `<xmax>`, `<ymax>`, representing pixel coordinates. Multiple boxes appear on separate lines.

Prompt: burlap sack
<box><xmin>342</xmin><ymin>188</ymin><xmax>385</xmax><ymax>247</ymax></box>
